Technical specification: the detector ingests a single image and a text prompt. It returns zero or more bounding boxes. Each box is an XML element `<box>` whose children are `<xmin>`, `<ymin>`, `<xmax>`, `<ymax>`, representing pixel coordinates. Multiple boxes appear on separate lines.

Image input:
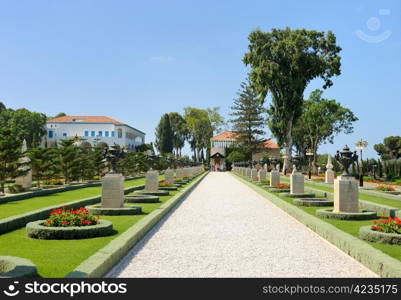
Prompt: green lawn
<box><xmin>0</xmin><ymin>183</ymin><xmax>189</xmax><ymax>277</ymax></box>
<box><xmin>257</xmin><ymin>183</ymin><xmax>401</xmax><ymax>263</ymax></box>
<box><xmin>0</xmin><ymin>177</ymin><xmax>146</xmax><ymax>220</ymax></box>
<box><xmin>280</xmin><ymin>176</ymin><xmax>401</xmax><ymax>209</ymax></box>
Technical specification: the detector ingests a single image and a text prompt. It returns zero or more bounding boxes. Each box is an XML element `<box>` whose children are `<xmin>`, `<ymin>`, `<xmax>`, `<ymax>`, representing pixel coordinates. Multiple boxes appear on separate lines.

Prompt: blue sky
<box><xmin>0</xmin><ymin>0</ymin><xmax>400</xmax><ymax>158</ymax></box>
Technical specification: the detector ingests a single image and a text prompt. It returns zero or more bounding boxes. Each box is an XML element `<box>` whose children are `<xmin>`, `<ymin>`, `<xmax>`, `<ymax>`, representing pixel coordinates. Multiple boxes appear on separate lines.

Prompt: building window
<box><xmin>117</xmin><ymin>128</ymin><xmax>122</xmax><ymax>138</ymax></box>
<box><xmin>91</xmin><ymin>131</ymin><xmax>95</xmax><ymax>137</ymax></box>
<box><xmin>105</xmin><ymin>131</ymin><xmax>109</xmax><ymax>137</ymax></box>
<box><xmin>63</xmin><ymin>133</ymin><xmax>67</xmax><ymax>137</ymax></box>
<box><xmin>48</xmin><ymin>130</ymin><xmax>53</xmax><ymax>138</ymax></box>
<box><xmin>85</xmin><ymin>131</ymin><xmax>89</xmax><ymax>137</ymax></box>
<box><xmin>98</xmin><ymin>131</ymin><xmax>103</xmax><ymax>137</ymax></box>
<box><xmin>111</xmin><ymin>131</ymin><xmax>115</xmax><ymax>137</ymax></box>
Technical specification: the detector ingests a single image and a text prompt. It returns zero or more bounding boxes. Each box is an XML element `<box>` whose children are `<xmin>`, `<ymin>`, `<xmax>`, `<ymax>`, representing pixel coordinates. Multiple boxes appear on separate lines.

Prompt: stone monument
<box><xmin>333</xmin><ymin>146</ymin><xmax>359</xmax><ymax>213</ymax></box>
<box><xmin>246</xmin><ymin>168</ymin><xmax>251</xmax><ymax>178</ymax></box>
<box><xmin>258</xmin><ymin>169</ymin><xmax>267</xmax><ymax>182</ymax></box>
<box><xmin>145</xmin><ymin>169</ymin><xmax>159</xmax><ymax>192</ymax></box>
<box><xmin>290</xmin><ymin>164</ymin><xmax>304</xmax><ymax>195</ymax></box>
<box><xmin>101</xmin><ymin>144</ymin><xmax>125</xmax><ymax>208</ymax></box>
<box><xmin>325</xmin><ymin>155</ymin><xmax>335</xmax><ymax>184</ymax></box>
<box><xmin>176</xmin><ymin>168</ymin><xmax>184</xmax><ymax>179</ymax></box>
<box><xmin>165</xmin><ymin>168</ymin><xmax>174</xmax><ymax>185</ymax></box>
<box><xmin>270</xmin><ymin>164</ymin><xmax>280</xmax><ymax>187</ymax></box>
<box><xmin>15</xmin><ymin>139</ymin><xmax>32</xmax><ymax>189</ymax></box>
<box><xmin>251</xmin><ymin>168</ymin><xmax>258</xmax><ymax>180</ymax></box>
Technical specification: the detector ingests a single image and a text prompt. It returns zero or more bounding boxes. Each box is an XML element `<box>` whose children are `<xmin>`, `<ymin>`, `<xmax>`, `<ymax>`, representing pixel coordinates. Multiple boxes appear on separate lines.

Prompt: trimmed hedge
<box><xmin>125</xmin><ymin>195</ymin><xmax>160</xmax><ymax>203</ymax></box>
<box><xmin>280</xmin><ymin>193</ymin><xmax>316</xmax><ymax>198</ymax></box>
<box><xmin>316</xmin><ymin>209</ymin><xmax>377</xmax><ymax>220</ymax></box>
<box><xmin>87</xmin><ymin>204</ymin><xmax>142</xmax><ymax>216</ymax></box>
<box><xmin>293</xmin><ymin>198</ymin><xmax>334</xmax><ymax>207</ymax></box>
<box><xmin>232</xmin><ymin>172</ymin><xmax>401</xmax><ymax>278</ymax></box>
<box><xmin>0</xmin><ymin>176</ymin><xmax>143</xmax><ymax>205</ymax></box>
<box><xmin>26</xmin><ymin>219</ymin><xmax>113</xmax><ymax>240</ymax></box>
<box><xmin>359</xmin><ymin>226</ymin><xmax>401</xmax><ymax>245</ymax></box>
<box><xmin>0</xmin><ymin>256</ymin><xmax>38</xmax><ymax>278</ymax></box>
<box><xmin>0</xmin><ymin>184</ymin><xmax>145</xmax><ymax>235</ymax></box>
<box><xmin>159</xmin><ymin>186</ymin><xmax>178</xmax><ymax>191</ymax></box>
<box><xmin>66</xmin><ymin>172</ymin><xmax>208</xmax><ymax>278</ymax></box>
<box><xmin>137</xmin><ymin>190</ymin><xmax>169</xmax><ymax>196</ymax></box>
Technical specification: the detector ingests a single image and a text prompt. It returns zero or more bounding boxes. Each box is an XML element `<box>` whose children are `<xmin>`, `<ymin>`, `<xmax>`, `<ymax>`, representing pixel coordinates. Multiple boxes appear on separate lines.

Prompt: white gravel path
<box><xmin>107</xmin><ymin>172</ymin><xmax>377</xmax><ymax>278</ymax></box>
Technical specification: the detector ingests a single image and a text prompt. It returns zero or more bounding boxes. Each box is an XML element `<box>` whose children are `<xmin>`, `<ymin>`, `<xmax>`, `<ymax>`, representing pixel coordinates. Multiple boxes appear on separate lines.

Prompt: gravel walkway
<box><xmin>107</xmin><ymin>172</ymin><xmax>377</xmax><ymax>278</ymax></box>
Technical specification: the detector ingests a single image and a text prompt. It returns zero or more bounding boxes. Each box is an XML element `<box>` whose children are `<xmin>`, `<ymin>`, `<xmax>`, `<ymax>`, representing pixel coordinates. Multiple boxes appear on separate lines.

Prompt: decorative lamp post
<box><xmin>335</xmin><ymin>145</ymin><xmax>358</xmax><ymax>177</ymax></box>
<box><xmin>104</xmin><ymin>144</ymin><xmax>127</xmax><ymax>174</ymax></box>
<box><xmin>306</xmin><ymin>149</ymin><xmax>314</xmax><ymax>180</ymax></box>
<box><xmin>355</xmin><ymin>139</ymin><xmax>368</xmax><ymax>187</ymax></box>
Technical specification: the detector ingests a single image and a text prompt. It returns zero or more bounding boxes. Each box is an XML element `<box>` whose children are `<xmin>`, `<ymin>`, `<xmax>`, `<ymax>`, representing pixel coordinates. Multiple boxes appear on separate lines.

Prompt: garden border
<box><xmin>0</xmin><ymin>184</ymin><xmax>145</xmax><ymax>235</ymax></box>
<box><xmin>65</xmin><ymin>171</ymin><xmax>208</xmax><ymax>278</ymax></box>
<box><xmin>0</xmin><ymin>256</ymin><xmax>38</xmax><ymax>278</ymax></box>
<box><xmin>0</xmin><ymin>176</ymin><xmax>143</xmax><ymax>205</ymax></box>
<box><xmin>232</xmin><ymin>172</ymin><xmax>401</xmax><ymax>278</ymax></box>
<box><xmin>26</xmin><ymin>219</ymin><xmax>114</xmax><ymax>240</ymax></box>
<box><xmin>359</xmin><ymin>226</ymin><xmax>401</xmax><ymax>245</ymax></box>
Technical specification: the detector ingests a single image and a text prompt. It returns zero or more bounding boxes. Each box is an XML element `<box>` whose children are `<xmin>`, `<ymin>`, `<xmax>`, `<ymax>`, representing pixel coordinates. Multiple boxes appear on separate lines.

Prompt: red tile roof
<box><xmin>211</xmin><ymin>131</ymin><xmax>279</xmax><ymax>149</ymax></box>
<box><xmin>47</xmin><ymin>116</ymin><xmax>125</xmax><ymax>125</ymax></box>
<box><xmin>210</xmin><ymin>131</ymin><xmax>238</xmax><ymax>141</ymax></box>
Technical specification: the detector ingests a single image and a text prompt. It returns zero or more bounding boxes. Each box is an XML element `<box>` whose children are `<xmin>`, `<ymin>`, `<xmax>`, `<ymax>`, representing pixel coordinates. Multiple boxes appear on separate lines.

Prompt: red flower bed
<box><xmin>275</xmin><ymin>183</ymin><xmax>290</xmax><ymax>189</ymax></box>
<box><xmin>44</xmin><ymin>207</ymin><xmax>99</xmax><ymax>227</ymax></box>
<box><xmin>371</xmin><ymin>216</ymin><xmax>401</xmax><ymax>234</ymax></box>
<box><xmin>376</xmin><ymin>185</ymin><xmax>396</xmax><ymax>192</ymax></box>
<box><xmin>159</xmin><ymin>180</ymin><xmax>174</xmax><ymax>187</ymax></box>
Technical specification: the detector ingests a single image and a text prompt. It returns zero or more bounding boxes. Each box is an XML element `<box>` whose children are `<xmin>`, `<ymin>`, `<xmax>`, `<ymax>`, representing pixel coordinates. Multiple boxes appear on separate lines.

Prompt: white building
<box><xmin>46</xmin><ymin>116</ymin><xmax>145</xmax><ymax>150</ymax></box>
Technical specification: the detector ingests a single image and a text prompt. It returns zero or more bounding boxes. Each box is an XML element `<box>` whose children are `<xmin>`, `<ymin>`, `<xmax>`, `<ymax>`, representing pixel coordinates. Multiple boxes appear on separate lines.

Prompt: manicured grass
<box><xmin>0</xmin><ymin>185</ymin><xmax>185</xmax><ymax>277</ymax></box>
<box><xmin>280</xmin><ymin>176</ymin><xmax>401</xmax><ymax>209</ymax></box>
<box><xmin>268</xmin><ymin>188</ymin><xmax>401</xmax><ymax>263</ymax></box>
<box><xmin>0</xmin><ymin>177</ymin><xmax>146</xmax><ymax>220</ymax></box>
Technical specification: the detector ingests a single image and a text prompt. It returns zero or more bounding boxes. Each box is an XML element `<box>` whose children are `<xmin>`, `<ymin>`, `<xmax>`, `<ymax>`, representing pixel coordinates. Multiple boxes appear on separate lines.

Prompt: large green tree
<box><xmin>58</xmin><ymin>139</ymin><xmax>81</xmax><ymax>184</ymax></box>
<box><xmin>168</xmin><ymin>112</ymin><xmax>187</xmax><ymax>157</ymax></box>
<box><xmin>293</xmin><ymin>90</ymin><xmax>358</xmax><ymax>171</ymax></box>
<box><xmin>0</xmin><ymin>108</ymin><xmax>47</xmax><ymax>147</ymax></box>
<box><xmin>243</xmin><ymin>27</ymin><xmax>342</xmax><ymax>170</ymax></box>
<box><xmin>230</xmin><ymin>79</ymin><xmax>265</xmax><ymax>158</ymax></box>
<box><xmin>0</xmin><ymin>128</ymin><xmax>29</xmax><ymax>192</ymax></box>
<box><xmin>184</xmin><ymin>107</ymin><xmax>213</xmax><ymax>162</ymax></box>
<box><xmin>155</xmin><ymin>113</ymin><xmax>174</xmax><ymax>155</ymax></box>
<box><xmin>374</xmin><ymin>136</ymin><xmax>401</xmax><ymax>160</ymax></box>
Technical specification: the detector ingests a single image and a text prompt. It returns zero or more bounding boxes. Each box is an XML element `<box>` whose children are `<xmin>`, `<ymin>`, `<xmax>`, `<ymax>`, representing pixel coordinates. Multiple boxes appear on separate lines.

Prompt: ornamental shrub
<box><xmin>371</xmin><ymin>216</ymin><xmax>401</xmax><ymax>234</ymax></box>
<box><xmin>275</xmin><ymin>183</ymin><xmax>290</xmax><ymax>189</ymax></box>
<box><xmin>44</xmin><ymin>207</ymin><xmax>99</xmax><ymax>227</ymax></box>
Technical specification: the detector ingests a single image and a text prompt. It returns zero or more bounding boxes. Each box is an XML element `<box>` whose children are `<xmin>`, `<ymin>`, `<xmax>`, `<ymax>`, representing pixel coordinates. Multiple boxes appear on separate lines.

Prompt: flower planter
<box><xmin>0</xmin><ymin>256</ymin><xmax>37</xmax><ymax>278</ymax></box>
<box><xmin>267</xmin><ymin>188</ymin><xmax>290</xmax><ymax>193</ymax></box>
<box><xmin>159</xmin><ymin>186</ymin><xmax>178</xmax><ymax>191</ymax></box>
<box><xmin>136</xmin><ymin>190</ymin><xmax>169</xmax><ymax>196</ymax></box>
<box><xmin>125</xmin><ymin>195</ymin><xmax>160</xmax><ymax>203</ymax></box>
<box><xmin>280</xmin><ymin>193</ymin><xmax>316</xmax><ymax>198</ymax></box>
<box><xmin>359</xmin><ymin>226</ymin><xmax>401</xmax><ymax>245</ymax></box>
<box><xmin>26</xmin><ymin>219</ymin><xmax>113</xmax><ymax>240</ymax></box>
<box><xmin>86</xmin><ymin>204</ymin><xmax>142</xmax><ymax>216</ymax></box>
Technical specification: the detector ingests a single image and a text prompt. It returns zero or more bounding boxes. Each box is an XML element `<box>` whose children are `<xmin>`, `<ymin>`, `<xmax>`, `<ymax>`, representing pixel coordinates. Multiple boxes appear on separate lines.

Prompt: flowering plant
<box><xmin>159</xmin><ymin>180</ymin><xmax>174</xmax><ymax>187</ymax></box>
<box><xmin>312</xmin><ymin>178</ymin><xmax>325</xmax><ymax>182</ymax></box>
<box><xmin>275</xmin><ymin>183</ymin><xmax>290</xmax><ymax>189</ymax></box>
<box><xmin>174</xmin><ymin>177</ymin><xmax>183</xmax><ymax>182</ymax></box>
<box><xmin>43</xmin><ymin>207</ymin><xmax>99</xmax><ymax>227</ymax></box>
<box><xmin>376</xmin><ymin>185</ymin><xmax>396</xmax><ymax>192</ymax></box>
<box><xmin>183</xmin><ymin>176</ymin><xmax>190</xmax><ymax>180</ymax></box>
<box><xmin>371</xmin><ymin>216</ymin><xmax>401</xmax><ymax>234</ymax></box>
<box><xmin>252</xmin><ymin>176</ymin><xmax>259</xmax><ymax>181</ymax></box>
<box><xmin>260</xmin><ymin>179</ymin><xmax>270</xmax><ymax>184</ymax></box>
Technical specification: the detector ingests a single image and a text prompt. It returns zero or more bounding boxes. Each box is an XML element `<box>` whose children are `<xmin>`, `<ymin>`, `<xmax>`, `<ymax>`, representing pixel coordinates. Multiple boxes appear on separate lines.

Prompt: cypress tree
<box><xmin>155</xmin><ymin>113</ymin><xmax>174</xmax><ymax>154</ymax></box>
<box><xmin>230</xmin><ymin>79</ymin><xmax>265</xmax><ymax>159</ymax></box>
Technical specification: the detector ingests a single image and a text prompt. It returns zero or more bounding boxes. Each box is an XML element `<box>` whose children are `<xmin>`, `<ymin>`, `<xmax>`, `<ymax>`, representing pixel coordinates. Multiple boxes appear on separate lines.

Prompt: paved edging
<box><xmin>0</xmin><ymin>185</ymin><xmax>145</xmax><ymax>235</ymax></box>
<box><xmin>65</xmin><ymin>172</ymin><xmax>209</xmax><ymax>278</ymax></box>
<box><xmin>232</xmin><ymin>172</ymin><xmax>401</xmax><ymax>278</ymax></box>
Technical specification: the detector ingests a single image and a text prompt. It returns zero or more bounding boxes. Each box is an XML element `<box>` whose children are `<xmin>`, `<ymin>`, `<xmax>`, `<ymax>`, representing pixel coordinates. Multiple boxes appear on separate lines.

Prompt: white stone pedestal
<box><xmin>290</xmin><ymin>172</ymin><xmax>304</xmax><ymax>194</ymax></box>
<box><xmin>251</xmin><ymin>168</ymin><xmax>258</xmax><ymax>179</ymax></box>
<box><xmin>165</xmin><ymin>168</ymin><xmax>174</xmax><ymax>185</ymax></box>
<box><xmin>101</xmin><ymin>173</ymin><xmax>124</xmax><ymax>208</ymax></box>
<box><xmin>246</xmin><ymin>168</ymin><xmax>251</xmax><ymax>178</ymax></box>
<box><xmin>258</xmin><ymin>169</ymin><xmax>267</xmax><ymax>181</ymax></box>
<box><xmin>333</xmin><ymin>176</ymin><xmax>359</xmax><ymax>213</ymax></box>
<box><xmin>325</xmin><ymin>170</ymin><xmax>335</xmax><ymax>184</ymax></box>
<box><xmin>15</xmin><ymin>170</ymin><xmax>32</xmax><ymax>189</ymax></box>
<box><xmin>270</xmin><ymin>170</ymin><xmax>280</xmax><ymax>187</ymax></box>
<box><xmin>145</xmin><ymin>169</ymin><xmax>159</xmax><ymax>192</ymax></box>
